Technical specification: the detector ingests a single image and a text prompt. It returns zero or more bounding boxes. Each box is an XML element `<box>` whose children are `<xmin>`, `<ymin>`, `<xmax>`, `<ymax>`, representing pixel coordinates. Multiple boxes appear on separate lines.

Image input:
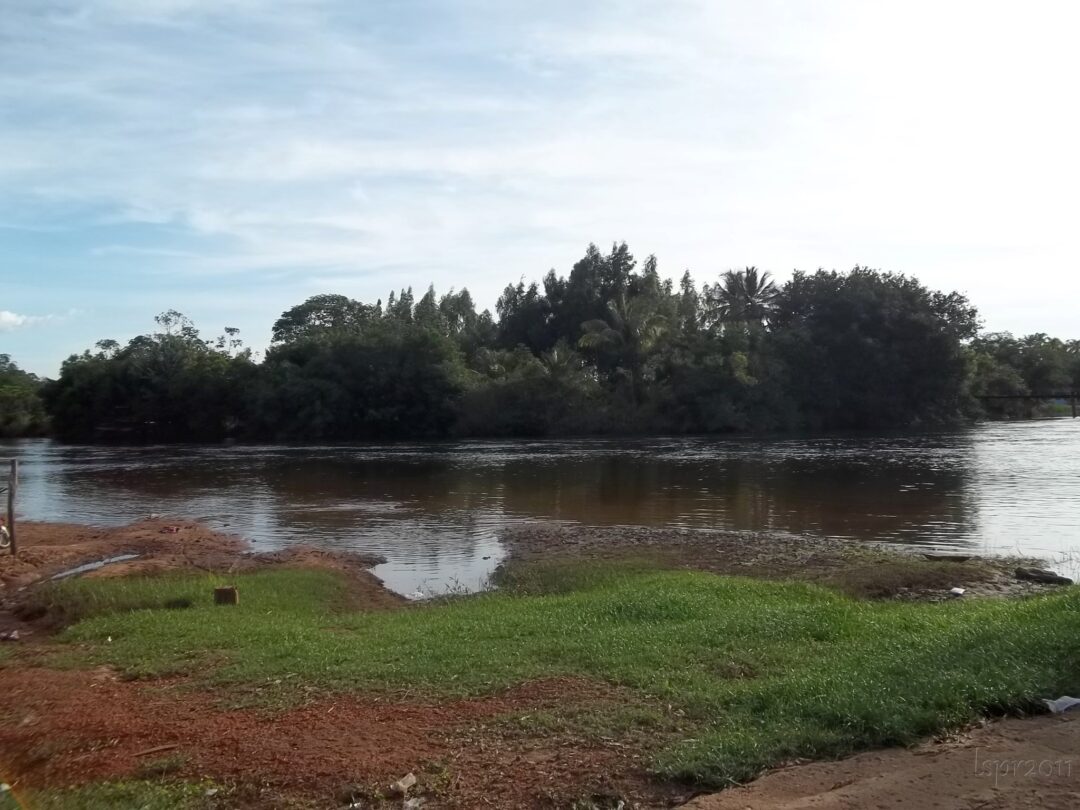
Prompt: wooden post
<box><xmin>5</xmin><ymin>459</ymin><xmax>16</xmax><ymax>557</ymax></box>
<box><xmin>213</xmin><ymin>586</ymin><xmax>238</xmax><ymax>605</ymax></box>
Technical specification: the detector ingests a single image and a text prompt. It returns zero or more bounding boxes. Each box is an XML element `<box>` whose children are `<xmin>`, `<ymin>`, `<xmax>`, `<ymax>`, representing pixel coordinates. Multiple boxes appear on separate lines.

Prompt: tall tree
<box><xmin>704</xmin><ymin>267</ymin><xmax>778</xmax><ymax>328</ymax></box>
<box><xmin>271</xmin><ymin>295</ymin><xmax>374</xmax><ymax>344</ymax></box>
<box><xmin>770</xmin><ymin>268</ymin><xmax>979</xmax><ymax>429</ymax></box>
<box><xmin>0</xmin><ymin>355</ymin><xmax>49</xmax><ymax>437</ymax></box>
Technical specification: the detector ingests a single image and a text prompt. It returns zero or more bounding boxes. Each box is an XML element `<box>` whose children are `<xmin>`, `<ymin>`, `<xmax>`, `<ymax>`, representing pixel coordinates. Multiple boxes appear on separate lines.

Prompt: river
<box><xmin>3</xmin><ymin>419</ymin><xmax>1079</xmax><ymax>596</ymax></box>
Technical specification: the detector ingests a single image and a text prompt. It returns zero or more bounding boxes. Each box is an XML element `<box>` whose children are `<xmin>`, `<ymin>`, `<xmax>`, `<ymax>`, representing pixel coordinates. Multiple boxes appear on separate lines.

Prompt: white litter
<box><xmin>1043</xmin><ymin>696</ymin><xmax>1080</xmax><ymax>714</ymax></box>
<box><xmin>948</xmin><ymin>587</ymin><xmax>965</xmax><ymax>597</ymax></box>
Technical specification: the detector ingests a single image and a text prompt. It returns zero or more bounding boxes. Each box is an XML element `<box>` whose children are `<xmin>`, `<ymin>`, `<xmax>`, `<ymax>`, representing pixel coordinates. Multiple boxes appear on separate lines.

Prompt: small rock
<box><xmin>389</xmin><ymin>772</ymin><xmax>417</xmax><ymax>796</ymax></box>
<box><xmin>1015</xmin><ymin>567</ymin><xmax>1073</xmax><ymax>586</ymax></box>
<box><xmin>0</xmin><ymin>630</ymin><xmax>19</xmax><ymax>642</ymax></box>
<box><xmin>403</xmin><ymin>799</ymin><xmax>427</xmax><ymax>810</ymax></box>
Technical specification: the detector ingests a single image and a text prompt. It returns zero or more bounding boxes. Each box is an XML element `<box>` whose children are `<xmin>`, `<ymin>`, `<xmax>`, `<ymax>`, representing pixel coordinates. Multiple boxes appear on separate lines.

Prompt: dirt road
<box><xmin>683</xmin><ymin>714</ymin><xmax>1080</xmax><ymax>810</ymax></box>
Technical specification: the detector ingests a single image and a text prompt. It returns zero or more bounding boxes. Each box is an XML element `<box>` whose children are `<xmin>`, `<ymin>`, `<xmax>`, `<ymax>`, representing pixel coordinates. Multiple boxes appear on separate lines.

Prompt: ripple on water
<box><xmin>3</xmin><ymin>420</ymin><xmax>1079</xmax><ymax>595</ymax></box>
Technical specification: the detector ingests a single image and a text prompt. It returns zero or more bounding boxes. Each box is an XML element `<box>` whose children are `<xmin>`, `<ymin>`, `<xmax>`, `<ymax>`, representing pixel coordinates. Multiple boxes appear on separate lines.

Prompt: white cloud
<box><xmin>0</xmin><ymin>311</ymin><xmax>41</xmax><ymax>331</ymax></box>
<box><xmin>2</xmin><ymin>0</ymin><xmax>1079</xmax><ymax>354</ymax></box>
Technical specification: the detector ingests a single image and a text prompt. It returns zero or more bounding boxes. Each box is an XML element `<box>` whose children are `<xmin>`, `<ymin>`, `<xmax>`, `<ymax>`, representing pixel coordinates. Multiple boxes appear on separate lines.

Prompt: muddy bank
<box><xmin>499</xmin><ymin>525</ymin><xmax>1065</xmax><ymax>600</ymax></box>
<box><xmin>683</xmin><ymin>714</ymin><xmax>1080</xmax><ymax>810</ymax></box>
<box><xmin>0</xmin><ymin>519</ymin><xmax>403</xmax><ymax>616</ymax></box>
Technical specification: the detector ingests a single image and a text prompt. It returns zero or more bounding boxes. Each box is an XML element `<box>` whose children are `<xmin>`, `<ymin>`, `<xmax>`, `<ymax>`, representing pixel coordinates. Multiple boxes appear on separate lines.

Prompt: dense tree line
<box><xmin>967</xmin><ymin>332</ymin><xmax>1080</xmax><ymax>418</ymax></box>
<box><xmin>9</xmin><ymin>243</ymin><xmax>1079</xmax><ymax>442</ymax></box>
<box><xmin>0</xmin><ymin>354</ymin><xmax>49</xmax><ymax>437</ymax></box>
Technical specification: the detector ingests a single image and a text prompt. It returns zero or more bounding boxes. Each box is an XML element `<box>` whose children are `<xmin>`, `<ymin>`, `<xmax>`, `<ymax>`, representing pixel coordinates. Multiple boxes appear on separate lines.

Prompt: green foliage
<box><xmin>270</xmin><ymin>293</ymin><xmax>376</xmax><ymax>344</ymax></box>
<box><xmin>0</xmin><ymin>354</ymin><xmax>49</xmax><ymax>437</ymax></box>
<box><xmin>769</xmin><ymin>268</ymin><xmax>981</xmax><ymax>429</ymax></box>
<box><xmin>967</xmin><ymin>332</ymin><xmax>1080</xmax><ymax>418</ymax></box>
<box><xmin>44</xmin><ymin>565</ymin><xmax>1080</xmax><ymax>787</ymax></box>
<box><xmin>703</xmin><ymin>266</ymin><xmax>778</xmax><ymax>328</ymax></box>
<box><xmin>26</xmin><ymin>244</ymin><xmax>1076</xmax><ymax>442</ymax></box>
<box><xmin>255</xmin><ymin>320</ymin><xmax>466</xmax><ymax>440</ymax></box>
<box><xmin>4</xmin><ymin>781</ymin><xmax>218</xmax><ymax>810</ymax></box>
<box><xmin>42</xmin><ymin>313</ymin><xmax>255</xmax><ymax>442</ymax></box>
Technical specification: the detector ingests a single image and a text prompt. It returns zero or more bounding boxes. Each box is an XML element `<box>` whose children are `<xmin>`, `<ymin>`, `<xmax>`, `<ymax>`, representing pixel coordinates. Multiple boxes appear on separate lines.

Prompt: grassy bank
<box><xmin>17</xmin><ymin>562</ymin><xmax>1080</xmax><ymax>787</ymax></box>
<box><xmin>0</xmin><ymin>781</ymin><xmax>217</xmax><ymax>810</ymax></box>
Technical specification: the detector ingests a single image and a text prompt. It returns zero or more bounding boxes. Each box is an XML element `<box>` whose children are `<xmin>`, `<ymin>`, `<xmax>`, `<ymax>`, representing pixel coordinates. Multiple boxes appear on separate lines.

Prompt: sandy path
<box><xmin>683</xmin><ymin>714</ymin><xmax>1080</xmax><ymax>810</ymax></box>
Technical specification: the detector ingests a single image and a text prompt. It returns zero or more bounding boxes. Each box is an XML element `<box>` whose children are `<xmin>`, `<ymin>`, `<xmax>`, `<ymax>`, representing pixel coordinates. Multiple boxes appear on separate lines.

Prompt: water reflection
<box><xmin>3</xmin><ymin>420</ymin><xmax>1078</xmax><ymax>595</ymax></box>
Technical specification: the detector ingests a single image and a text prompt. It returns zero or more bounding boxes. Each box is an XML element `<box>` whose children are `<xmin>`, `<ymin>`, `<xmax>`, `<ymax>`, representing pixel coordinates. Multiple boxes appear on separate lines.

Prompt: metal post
<box><xmin>6</xmin><ymin>459</ymin><xmax>16</xmax><ymax>556</ymax></box>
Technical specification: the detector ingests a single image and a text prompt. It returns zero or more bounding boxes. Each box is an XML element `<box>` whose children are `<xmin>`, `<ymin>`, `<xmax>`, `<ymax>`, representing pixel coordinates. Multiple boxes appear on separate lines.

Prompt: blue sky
<box><xmin>2</xmin><ymin>0</ymin><xmax>1078</xmax><ymax>376</ymax></box>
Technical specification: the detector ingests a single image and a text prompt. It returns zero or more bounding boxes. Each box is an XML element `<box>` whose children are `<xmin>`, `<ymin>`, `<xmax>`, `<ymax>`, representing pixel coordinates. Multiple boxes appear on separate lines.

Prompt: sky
<box><xmin>2</xmin><ymin>0</ymin><xmax>1078</xmax><ymax>377</ymax></box>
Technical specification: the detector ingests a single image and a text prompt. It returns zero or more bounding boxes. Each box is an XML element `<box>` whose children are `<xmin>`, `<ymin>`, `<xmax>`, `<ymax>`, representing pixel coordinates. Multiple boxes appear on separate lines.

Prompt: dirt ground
<box><xmin>683</xmin><ymin>714</ymin><xmax>1080</xmax><ymax>810</ymax></box>
<box><xmin>499</xmin><ymin>525</ymin><xmax>1065</xmax><ymax>601</ymax></box>
<box><xmin>0</xmin><ymin>520</ymin><xmax>402</xmax><ymax>624</ymax></box>
<box><xmin>3</xmin><ymin>663</ymin><xmax>1077</xmax><ymax>810</ymax></box>
<box><xmin>0</xmin><ymin>521</ymin><xmax>679</xmax><ymax>807</ymax></box>
<box><xmin>0</xmin><ymin>667</ymin><xmax>679</xmax><ymax>808</ymax></box>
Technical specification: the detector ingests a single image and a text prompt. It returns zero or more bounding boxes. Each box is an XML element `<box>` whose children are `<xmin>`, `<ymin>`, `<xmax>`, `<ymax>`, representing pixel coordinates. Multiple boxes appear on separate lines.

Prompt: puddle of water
<box><xmin>50</xmin><ymin>553</ymin><xmax>140</xmax><ymax>581</ymax></box>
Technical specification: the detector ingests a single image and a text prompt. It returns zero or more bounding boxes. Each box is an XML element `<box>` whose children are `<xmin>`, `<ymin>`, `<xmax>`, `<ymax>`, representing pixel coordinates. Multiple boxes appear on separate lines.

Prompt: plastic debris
<box><xmin>948</xmin><ymin>587</ymin><xmax>965</xmax><ymax>597</ymax></box>
<box><xmin>389</xmin><ymin>772</ymin><xmax>417</xmax><ymax>796</ymax></box>
<box><xmin>1043</xmin><ymin>696</ymin><xmax>1080</xmax><ymax>714</ymax></box>
<box><xmin>404</xmin><ymin>798</ymin><xmax>427</xmax><ymax>810</ymax></box>
<box><xmin>0</xmin><ymin>630</ymin><xmax>20</xmax><ymax>642</ymax></box>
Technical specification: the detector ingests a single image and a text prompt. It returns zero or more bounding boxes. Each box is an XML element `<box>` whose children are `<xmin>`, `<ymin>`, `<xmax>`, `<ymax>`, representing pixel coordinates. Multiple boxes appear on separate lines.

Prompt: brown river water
<box><xmin>3</xmin><ymin>419</ymin><xmax>1079</xmax><ymax>596</ymax></box>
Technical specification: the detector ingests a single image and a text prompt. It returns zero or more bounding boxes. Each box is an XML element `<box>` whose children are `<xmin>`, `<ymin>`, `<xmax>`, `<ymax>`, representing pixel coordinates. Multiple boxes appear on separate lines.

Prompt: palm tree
<box><xmin>706</xmin><ymin>267</ymin><xmax>778</xmax><ymax>327</ymax></box>
<box><xmin>578</xmin><ymin>290</ymin><xmax>668</xmax><ymax>403</ymax></box>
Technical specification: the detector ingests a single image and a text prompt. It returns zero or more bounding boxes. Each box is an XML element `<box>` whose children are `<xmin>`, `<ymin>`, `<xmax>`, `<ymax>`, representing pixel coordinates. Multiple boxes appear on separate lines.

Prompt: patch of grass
<box><xmin>41</xmin><ymin>564</ymin><xmax>1080</xmax><ymax>787</ymax></box>
<box><xmin>0</xmin><ymin>780</ymin><xmax>216</xmax><ymax>810</ymax></box>
<box><xmin>823</xmin><ymin>555</ymin><xmax>995</xmax><ymax>598</ymax></box>
<box><xmin>17</xmin><ymin>573</ymin><xmax>245</xmax><ymax>627</ymax></box>
<box><xmin>500</xmin><ymin>700</ymin><xmax>684</xmax><ymax>743</ymax></box>
<box><xmin>491</xmin><ymin>556</ymin><xmax>661</xmax><ymax>595</ymax></box>
<box><xmin>134</xmin><ymin>753</ymin><xmax>190</xmax><ymax>779</ymax></box>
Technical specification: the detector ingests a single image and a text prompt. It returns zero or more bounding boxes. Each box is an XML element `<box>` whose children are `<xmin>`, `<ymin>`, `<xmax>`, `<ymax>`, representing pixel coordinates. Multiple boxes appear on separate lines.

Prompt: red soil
<box><xmin>0</xmin><ymin>520</ymin><xmax>403</xmax><ymax>617</ymax></box>
<box><xmin>0</xmin><ymin>521</ymin><xmax>677</xmax><ymax>807</ymax></box>
<box><xmin>0</xmin><ymin>667</ymin><xmax>676</xmax><ymax>808</ymax></box>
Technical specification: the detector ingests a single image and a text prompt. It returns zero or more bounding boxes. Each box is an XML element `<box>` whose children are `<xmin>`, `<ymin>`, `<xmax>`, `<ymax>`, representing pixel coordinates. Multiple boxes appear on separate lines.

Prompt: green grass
<box><xmin>0</xmin><ymin>781</ymin><xmax>215</xmax><ymax>810</ymax></box>
<box><xmin>35</xmin><ymin>564</ymin><xmax>1080</xmax><ymax>786</ymax></box>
